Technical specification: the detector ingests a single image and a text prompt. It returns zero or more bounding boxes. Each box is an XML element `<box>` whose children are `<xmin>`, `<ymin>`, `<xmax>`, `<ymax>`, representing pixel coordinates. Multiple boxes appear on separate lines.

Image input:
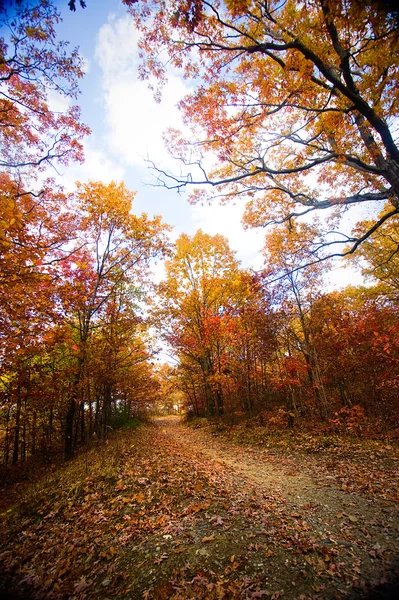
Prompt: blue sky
<box><xmin>49</xmin><ymin>1</ymin><xmax>363</xmax><ymax>288</ymax></box>
<box><xmin>52</xmin><ymin>1</ymin><xmax>266</xmax><ymax>274</ymax></box>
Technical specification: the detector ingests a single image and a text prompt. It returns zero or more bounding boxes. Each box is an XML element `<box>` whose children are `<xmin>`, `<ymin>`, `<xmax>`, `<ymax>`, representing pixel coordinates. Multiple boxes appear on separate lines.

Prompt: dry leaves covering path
<box><xmin>0</xmin><ymin>416</ymin><xmax>398</xmax><ymax>600</ymax></box>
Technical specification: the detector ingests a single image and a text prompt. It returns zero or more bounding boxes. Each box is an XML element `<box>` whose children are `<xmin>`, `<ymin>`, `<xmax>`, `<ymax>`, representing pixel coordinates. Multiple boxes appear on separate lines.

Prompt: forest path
<box><xmin>161</xmin><ymin>415</ymin><xmax>378</xmax><ymax>515</ymax></box>
<box><xmin>162</xmin><ymin>416</ymin><xmax>398</xmax><ymax>542</ymax></box>
<box><xmin>1</xmin><ymin>417</ymin><xmax>398</xmax><ymax>600</ymax></box>
<box><xmin>147</xmin><ymin>416</ymin><xmax>399</xmax><ymax>598</ymax></box>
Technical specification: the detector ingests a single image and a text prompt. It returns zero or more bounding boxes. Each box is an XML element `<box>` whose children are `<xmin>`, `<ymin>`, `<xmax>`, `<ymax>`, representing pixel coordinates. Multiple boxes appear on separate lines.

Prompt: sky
<box><xmin>49</xmin><ymin>0</ymin><xmax>362</xmax><ymax>287</ymax></box>
<box><xmin>51</xmin><ymin>2</ymin><xmax>265</xmax><ymax>273</ymax></box>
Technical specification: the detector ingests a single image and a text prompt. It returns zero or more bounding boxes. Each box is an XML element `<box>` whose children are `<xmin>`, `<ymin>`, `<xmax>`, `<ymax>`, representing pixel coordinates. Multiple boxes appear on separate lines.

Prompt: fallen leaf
<box><xmin>153</xmin><ymin>582</ymin><xmax>174</xmax><ymax>600</ymax></box>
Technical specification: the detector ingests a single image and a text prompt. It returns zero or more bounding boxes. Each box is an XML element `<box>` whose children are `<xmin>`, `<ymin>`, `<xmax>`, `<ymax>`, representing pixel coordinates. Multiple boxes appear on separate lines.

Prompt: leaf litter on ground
<box><xmin>0</xmin><ymin>416</ymin><xmax>398</xmax><ymax>599</ymax></box>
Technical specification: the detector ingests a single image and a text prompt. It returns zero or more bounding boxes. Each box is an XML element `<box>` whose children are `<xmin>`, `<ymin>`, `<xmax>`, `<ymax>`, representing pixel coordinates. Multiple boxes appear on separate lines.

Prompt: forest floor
<box><xmin>0</xmin><ymin>416</ymin><xmax>399</xmax><ymax>599</ymax></box>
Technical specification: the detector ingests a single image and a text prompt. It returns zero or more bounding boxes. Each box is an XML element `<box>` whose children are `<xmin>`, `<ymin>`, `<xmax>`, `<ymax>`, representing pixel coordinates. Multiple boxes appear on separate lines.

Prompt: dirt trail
<box><xmin>1</xmin><ymin>417</ymin><xmax>398</xmax><ymax>599</ymax></box>
<box><xmin>152</xmin><ymin>416</ymin><xmax>399</xmax><ymax>597</ymax></box>
<box><xmin>168</xmin><ymin>416</ymin><xmax>332</xmax><ymax>500</ymax></box>
<box><xmin>164</xmin><ymin>417</ymin><xmax>397</xmax><ymax>533</ymax></box>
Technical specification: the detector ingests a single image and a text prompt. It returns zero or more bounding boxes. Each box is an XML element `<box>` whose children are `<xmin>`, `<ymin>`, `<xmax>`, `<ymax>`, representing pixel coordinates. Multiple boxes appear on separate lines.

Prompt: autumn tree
<box><xmin>0</xmin><ymin>0</ymin><xmax>88</xmax><ymax>343</ymax></box>
<box><xmin>0</xmin><ymin>0</ymin><xmax>90</xmax><ymax>465</ymax></box>
<box><xmin>156</xmin><ymin>230</ymin><xmax>244</xmax><ymax>416</ymax></box>
<box><xmin>59</xmin><ymin>180</ymin><xmax>170</xmax><ymax>458</ymax></box>
<box><xmin>309</xmin><ymin>288</ymin><xmax>399</xmax><ymax>426</ymax></box>
<box><xmin>0</xmin><ymin>0</ymin><xmax>88</xmax><ymax>173</ymax></box>
<box><xmin>0</xmin><ymin>177</ymin><xmax>170</xmax><ymax>464</ymax></box>
<box><xmin>127</xmin><ymin>0</ymin><xmax>399</xmax><ymax>260</ymax></box>
<box><xmin>263</xmin><ymin>222</ymin><xmax>330</xmax><ymax>419</ymax></box>
<box><xmin>153</xmin><ymin>364</ymin><xmax>185</xmax><ymax>415</ymax></box>
<box><xmin>350</xmin><ymin>207</ymin><xmax>399</xmax><ymax>298</ymax></box>
<box><xmin>0</xmin><ymin>4</ymin><xmax>169</xmax><ymax>465</ymax></box>
<box><xmin>156</xmin><ymin>231</ymin><xmax>279</xmax><ymax>417</ymax></box>
<box><xmin>88</xmin><ymin>283</ymin><xmax>160</xmax><ymax>436</ymax></box>
<box><xmin>0</xmin><ymin>175</ymin><xmax>75</xmax><ymax>337</ymax></box>
<box><xmin>0</xmin><ymin>177</ymin><xmax>78</xmax><ymax>464</ymax></box>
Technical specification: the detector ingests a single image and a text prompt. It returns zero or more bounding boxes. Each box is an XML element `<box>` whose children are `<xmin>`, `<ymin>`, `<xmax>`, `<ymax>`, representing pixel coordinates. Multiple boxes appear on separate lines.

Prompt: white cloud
<box><xmin>47</xmin><ymin>88</ymin><xmax>72</xmax><ymax>114</ymax></box>
<box><xmin>93</xmin><ymin>14</ymin><xmax>267</xmax><ymax>273</ymax></box>
<box><xmin>95</xmin><ymin>16</ymin><xmax>189</xmax><ymax>170</ymax></box>
<box><xmin>103</xmin><ymin>76</ymin><xmax>188</xmax><ymax>169</ymax></box>
<box><xmin>60</xmin><ymin>138</ymin><xmax>125</xmax><ymax>191</ymax></box>
<box><xmin>151</xmin><ymin>259</ymin><xmax>167</xmax><ymax>285</ymax></box>
<box><xmin>326</xmin><ymin>264</ymin><xmax>364</xmax><ymax>290</ymax></box>
<box><xmin>95</xmin><ymin>16</ymin><xmax>139</xmax><ymax>79</ymax></box>
<box><xmin>43</xmin><ymin>89</ymin><xmax>124</xmax><ymax>191</ymax></box>
<box><xmin>192</xmin><ymin>202</ymin><xmax>265</xmax><ymax>269</ymax></box>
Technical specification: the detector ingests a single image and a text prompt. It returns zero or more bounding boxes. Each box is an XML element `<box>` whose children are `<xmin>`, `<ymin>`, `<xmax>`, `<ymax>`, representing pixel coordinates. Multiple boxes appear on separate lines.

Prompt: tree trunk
<box><xmin>65</xmin><ymin>353</ymin><xmax>85</xmax><ymax>459</ymax></box>
<box><xmin>65</xmin><ymin>397</ymin><xmax>76</xmax><ymax>460</ymax></box>
<box><xmin>12</xmin><ymin>381</ymin><xmax>21</xmax><ymax>465</ymax></box>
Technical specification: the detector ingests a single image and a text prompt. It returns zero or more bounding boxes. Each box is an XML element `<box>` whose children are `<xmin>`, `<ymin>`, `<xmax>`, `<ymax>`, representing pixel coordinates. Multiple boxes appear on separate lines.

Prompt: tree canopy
<box><xmin>1</xmin><ymin>0</ymin><xmax>399</xmax><ymax>468</ymax></box>
<box><xmin>127</xmin><ymin>0</ymin><xmax>399</xmax><ymax>261</ymax></box>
